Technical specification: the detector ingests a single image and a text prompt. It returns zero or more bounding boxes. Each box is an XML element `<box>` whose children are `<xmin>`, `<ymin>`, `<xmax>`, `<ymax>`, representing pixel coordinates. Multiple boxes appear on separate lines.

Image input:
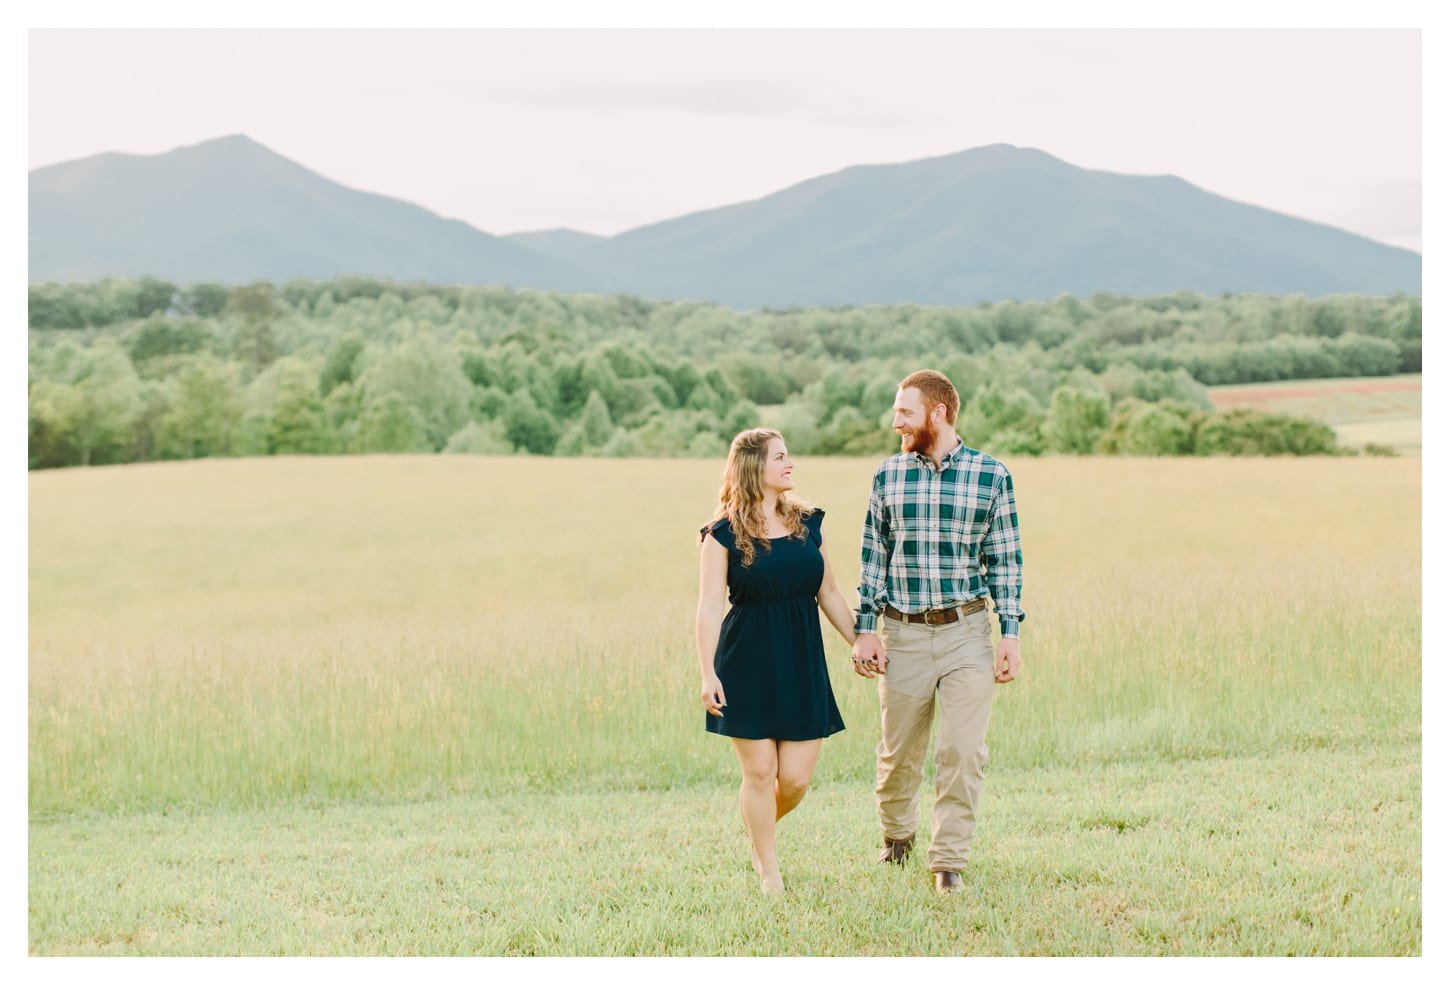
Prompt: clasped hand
<box><xmin>850</xmin><ymin>634</ymin><xmax>886</xmax><ymax>678</ymax></box>
<box><xmin>851</xmin><ymin>634</ymin><xmax>1022</xmax><ymax>684</ymax></box>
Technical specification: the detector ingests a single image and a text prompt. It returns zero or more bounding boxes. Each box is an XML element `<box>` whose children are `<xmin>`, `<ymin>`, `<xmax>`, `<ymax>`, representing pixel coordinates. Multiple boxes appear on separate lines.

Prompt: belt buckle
<box><xmin>924</xmin><ymin>608</ymin><xmax>949</xmax><ymax>626</ymax></box>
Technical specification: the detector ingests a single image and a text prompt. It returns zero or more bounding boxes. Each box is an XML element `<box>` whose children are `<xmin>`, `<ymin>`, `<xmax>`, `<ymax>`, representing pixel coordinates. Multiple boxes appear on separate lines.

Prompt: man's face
<box><xmin>892</xmin><ymin>387</ymin><xmax>939</xmax><ymax>455</ymax></box>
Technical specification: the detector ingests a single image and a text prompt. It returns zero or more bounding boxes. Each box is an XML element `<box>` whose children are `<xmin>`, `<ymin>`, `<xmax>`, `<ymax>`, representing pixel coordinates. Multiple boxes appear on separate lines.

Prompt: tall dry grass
<box><xmin>29</xmin><ymin>454</ymin><xmax>1421</xmax><ymax>814</ymax></box>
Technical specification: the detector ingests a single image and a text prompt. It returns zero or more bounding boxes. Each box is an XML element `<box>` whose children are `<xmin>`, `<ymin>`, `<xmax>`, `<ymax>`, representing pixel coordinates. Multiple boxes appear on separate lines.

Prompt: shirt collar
<box><xmin>913</xmin><ymin>434</ymin><xmax>966</xmax><ymax>472</ymax></box>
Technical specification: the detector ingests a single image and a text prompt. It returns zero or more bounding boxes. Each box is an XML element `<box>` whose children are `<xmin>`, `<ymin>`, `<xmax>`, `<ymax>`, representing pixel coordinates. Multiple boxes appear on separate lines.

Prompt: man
<box><xmin>851</xmin><ymin>369</ymin><xmax>1024</xmax><ymax>895</ymax></box>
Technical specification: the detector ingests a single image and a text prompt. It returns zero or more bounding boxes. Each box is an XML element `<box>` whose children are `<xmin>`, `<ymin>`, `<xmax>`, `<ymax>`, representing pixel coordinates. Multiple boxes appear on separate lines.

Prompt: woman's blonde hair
<box><xmin>712</xmin><ymin>428</ymin><xmax>813</xmax><ymax>566</ymax></box>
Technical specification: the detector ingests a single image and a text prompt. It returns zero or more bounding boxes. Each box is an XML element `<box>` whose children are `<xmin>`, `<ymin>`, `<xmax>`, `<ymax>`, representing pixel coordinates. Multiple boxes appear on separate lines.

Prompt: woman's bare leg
<box><xmin>774</xmin><ymin>739</ymin><xmax>822</xmax><ymax>820</ymax></box>
<box><xmin>731</xmin><ymin>738</ymin><xmax>784</xmax><ymax>893</ymax></box>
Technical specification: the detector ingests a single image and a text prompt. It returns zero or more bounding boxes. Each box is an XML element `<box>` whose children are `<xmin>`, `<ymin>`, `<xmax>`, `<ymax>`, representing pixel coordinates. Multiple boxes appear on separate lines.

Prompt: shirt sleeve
<box><xmin>983</xmin><ymin>467</ymin><xmax>1025</xmax><ymax>636</ymax></box>
<box><xmin>855</xmin><ymin>471</ymin><xmax>891</xmax><ymax>634</ymax></box>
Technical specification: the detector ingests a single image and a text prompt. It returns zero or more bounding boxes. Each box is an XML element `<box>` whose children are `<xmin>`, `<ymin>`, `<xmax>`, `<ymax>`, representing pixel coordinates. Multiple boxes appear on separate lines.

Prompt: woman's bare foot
<box><xmin>760</xmin><ymin>867</ymin><xmax>784</xmax><ymax>895</ymax></box>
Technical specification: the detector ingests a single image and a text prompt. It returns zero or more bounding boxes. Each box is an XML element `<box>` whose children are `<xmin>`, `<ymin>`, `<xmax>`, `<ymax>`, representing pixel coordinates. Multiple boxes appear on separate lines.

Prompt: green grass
<box><xmin>28</xmin><ymin>454</ymin><xmax>1422</xmax><ymax>954</ymax></box>
<box><xmin>29</xmin><ymin>743</ymin><xmax>1419</xmax><ymax>955</ymax></box>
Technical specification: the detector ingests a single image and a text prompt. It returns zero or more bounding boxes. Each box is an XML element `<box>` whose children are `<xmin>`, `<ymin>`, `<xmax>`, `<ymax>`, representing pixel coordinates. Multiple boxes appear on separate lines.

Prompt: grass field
<box><xmin>28</xmin><ymin>453</ymin><xmax>1422</xmax><ymax>955</ymax></box>
<box><xmin>1207</xmin><ymin>373</ymin><xmax>1422</xmax><ymax>454</ymax></box>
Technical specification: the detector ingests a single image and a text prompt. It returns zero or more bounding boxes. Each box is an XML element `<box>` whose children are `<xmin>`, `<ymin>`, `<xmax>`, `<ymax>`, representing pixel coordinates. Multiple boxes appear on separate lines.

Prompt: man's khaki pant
<box><xmin>876</xmin><ymin>608</ymin><xmax>996</xmax><ymax>873</ymax></box>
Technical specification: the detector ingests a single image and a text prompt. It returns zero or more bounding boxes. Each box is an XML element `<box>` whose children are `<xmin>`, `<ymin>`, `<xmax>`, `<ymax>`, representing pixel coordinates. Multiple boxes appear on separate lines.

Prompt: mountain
<box><xmin>27</xmin><ymin>134</ymin><xmax>594</xmax><ymax>290</ymax></box>
<box><xmin>525</xmin><ymin>144</ymin><xmax>1420</xmax><ymax>307</ymax></box>
<box><xmin>29</xmin><ymin>137</ymin><xmax>1421</xmax><ymax>306</ymax></box>
<box><xmin>503</xmin><ymin>228</ymin><xmax>609</xmax><ymax>264</ymax></box>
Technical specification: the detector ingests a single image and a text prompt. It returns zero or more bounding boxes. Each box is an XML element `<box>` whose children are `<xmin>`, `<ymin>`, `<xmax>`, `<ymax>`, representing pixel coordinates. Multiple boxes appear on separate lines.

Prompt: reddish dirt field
<box><xmin>1209</xmin><ymin>379</ymin><xmax>1422</xmax><ymax>407</ymax></box>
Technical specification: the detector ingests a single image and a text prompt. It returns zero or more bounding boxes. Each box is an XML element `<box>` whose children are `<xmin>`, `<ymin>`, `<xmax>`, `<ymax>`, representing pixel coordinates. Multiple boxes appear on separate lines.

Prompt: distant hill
<box><xmin>27</xmin><ymin>134</ymin><xmax>595</xmax><ymax>290</ymax></box>
<box><xmin>29</xmin><ymin>136</ymin><xmax>1421</xmax><ymax>306</ymax></box>
<box><xmin>503</xmin><ymin>228</ymin><xmax>609</xmax><ymax>264</ymax></box>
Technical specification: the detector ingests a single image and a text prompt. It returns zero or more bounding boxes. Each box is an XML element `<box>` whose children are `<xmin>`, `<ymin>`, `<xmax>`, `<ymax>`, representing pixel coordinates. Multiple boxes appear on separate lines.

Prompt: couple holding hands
<box><xmin>694</xmin><ymin>369</ymin><xmax>1025</xmax><ymax>896</ymax></box>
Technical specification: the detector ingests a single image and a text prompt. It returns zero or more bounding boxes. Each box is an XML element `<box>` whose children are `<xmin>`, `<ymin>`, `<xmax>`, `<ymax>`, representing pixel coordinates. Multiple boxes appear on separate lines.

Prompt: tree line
<box><xmin>27</xmin><ymin>278</ymin><xmax>1420</xmax><ymax>469</ymax></box>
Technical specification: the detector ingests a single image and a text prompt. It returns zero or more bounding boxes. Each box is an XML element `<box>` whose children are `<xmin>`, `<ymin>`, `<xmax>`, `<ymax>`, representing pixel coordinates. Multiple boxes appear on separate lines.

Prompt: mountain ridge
<box><xmin>29</xmin><ymin>135</ymin><xmax>1421</xmax><ymax>306</ymax></box>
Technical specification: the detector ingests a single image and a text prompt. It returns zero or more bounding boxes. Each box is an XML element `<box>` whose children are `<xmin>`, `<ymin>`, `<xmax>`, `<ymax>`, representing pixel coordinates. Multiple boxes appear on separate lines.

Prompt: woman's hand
<box><xmin>701</xmin><ymin>675</ymin><xmax>727</xmax><ymax>716</ymax></box>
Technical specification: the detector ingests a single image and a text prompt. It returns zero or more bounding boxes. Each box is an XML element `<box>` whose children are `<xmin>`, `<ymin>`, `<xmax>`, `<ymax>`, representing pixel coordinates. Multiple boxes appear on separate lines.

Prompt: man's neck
<box><xmin>926</xmin><ymin>432</ymin><xmax>960</xmax><ymax>468</ymax></box>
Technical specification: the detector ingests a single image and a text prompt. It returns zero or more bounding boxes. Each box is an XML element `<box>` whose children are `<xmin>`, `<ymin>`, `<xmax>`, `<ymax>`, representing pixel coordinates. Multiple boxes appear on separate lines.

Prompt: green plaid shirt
<box><xmin>855</xmin><ymin>437</ymin><xmax>1025</xmax><ymax>638</ymax></box>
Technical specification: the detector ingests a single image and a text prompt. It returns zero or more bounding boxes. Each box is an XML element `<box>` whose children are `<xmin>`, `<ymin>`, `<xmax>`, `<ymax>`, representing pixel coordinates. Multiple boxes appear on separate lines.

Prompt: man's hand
<box><xmin>995</xmin><ymin>637</ymin><xmax>1021</xmax><ymax>684</ymax></box>
<box><xmin>852</xmin><ymin>633</ymin><xmax>887</xmax><ymax>678</ymax></box>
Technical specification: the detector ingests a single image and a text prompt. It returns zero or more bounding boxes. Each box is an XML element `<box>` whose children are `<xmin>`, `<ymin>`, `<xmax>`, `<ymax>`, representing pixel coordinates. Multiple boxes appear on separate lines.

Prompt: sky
<box><xmin>25</xmin><ymin>22</ymin><xmax>1425</xmax><ymax>251</ymax></box>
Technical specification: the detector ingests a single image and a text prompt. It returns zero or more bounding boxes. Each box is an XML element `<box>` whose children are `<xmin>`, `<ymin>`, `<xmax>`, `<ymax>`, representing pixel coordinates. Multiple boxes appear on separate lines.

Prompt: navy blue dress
<box><xmin>700</xmin><ymin>508</ymin><xmax>846</xmax><ymax>741</ymax></box>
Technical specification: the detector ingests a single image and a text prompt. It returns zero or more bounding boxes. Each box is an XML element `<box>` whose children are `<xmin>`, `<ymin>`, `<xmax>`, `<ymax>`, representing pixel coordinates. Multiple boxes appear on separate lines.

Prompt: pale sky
<box><xmin>26</xmin><ymin>23</ymin><xmax>1425</xmax><ymax>250</ymax></box>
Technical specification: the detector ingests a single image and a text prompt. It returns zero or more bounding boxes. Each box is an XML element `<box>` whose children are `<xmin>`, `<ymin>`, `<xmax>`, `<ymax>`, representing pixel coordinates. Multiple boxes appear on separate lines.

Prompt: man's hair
<box><xmin>899</xmin><ymin>370</ymin><xmax>960</xmax><ymax>425</ymax></box>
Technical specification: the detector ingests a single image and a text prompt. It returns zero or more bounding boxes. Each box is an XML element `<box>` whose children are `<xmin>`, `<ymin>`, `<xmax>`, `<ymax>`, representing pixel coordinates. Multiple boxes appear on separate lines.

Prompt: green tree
<box><xmin>263</xmin><ymin>359</ymin><xmax>333</xmax><ymax>455</ymax></box>
<box><xmin>770</xmin><ymin>400</ymin><xmax>824</xmax><ymax>455</ymax></box>
<box><xmin>27</xmin><ymin>342</ymin><xmax>143</xmax><ymax>467</ymax></box>
<box><xmin>1111</xmin><ymin>403</ymin><xmax>1196</xmax><ymax>456</ymax></box>
<box><xmin>133</xmin><ymin>277</ymin><xmax>177</xmax><ymax>319</ymax></box>
<box><xmin>716</xmin><ymin>399</ymin><xmax>762</xmax><ymax>443</ymax></box>
<box><xmin>129</xmin><ymin>379</ymin><xmax>171</xmax><ymax>463</ymax></box>
<box><xmin>356</xmin><ymin>335</ymin><xmax>472</xmax><ymax>449</ymax></box>
<box><xmin>1097</xmin><ymin>398</ymin><xmax>1146</xmax><ymax>454</ymax></box>
<box><xmin>319</xmin><ymin>333</ymin><xmax>365</xmax><ymax>396</ymax></box>
<box><xmin>1195</xmin><ymin>409</ymin><xmax>1340</xmax><ymax>456</ymax></box>
<box><xmin>984</xmin><ymin>416</ymin><xmax>1046</xmax><ymax>457</ymax></box>
<box><xmin>1042</xmin><ymin>386</ymin><xmax>1111</xmax><ymax>454</ymax></box>
<box><xmin>601</xmin><ymin>428</ymin><xmax>642</xmax><ymax>458</ymax></box>
<box><xmin>29</xmin><ymin>382</ymin><xmax>85</xmax><ymax>468</ymax></box>
<box><xmin>355</xmin><ymin>393</ymin><xmax>430</xmax><ymax>453</ymax></box>
<box><xmin>311</xmin><ymin>290</ymin><xmax>337</xmax><ymax>320</ymax></box>
<box><xmin>816</xmin><ymin>405</ymin><xmax>877</xmax><ymax>455</ymax></box>
<box><xmin>1329</xmin><ymin>333</ymin><xmax>1402</xmax><ymax>377</ymax></box>
<box><xmin>959</xmin><ymin>384</ymin><xmax>1042</xmax><ymax>450</ymax></box>
<box><xmin>443</xmin><ymin>420</ymin><xmax>514</xmax><ymax>455</ymax></box>
<box><xmin>28</xmin><ymin>283</ymin><xmax>88</xmax><ymax>330</ymax></box>
<box><xmin>181</xmin><ymin>282</ymin><xmax>231</xmax><ymax>319</ymax></box>
<box><xmin>460</xmin><ymin>346</ymin><xmax>498</xmax><ymax>389</ymax></box>
<box><xmin>470</xmin><ymin>385</ymin><xmax>509</xmax><ymax>421</ymax></box>
<box><xmin>154</xmin><ymin>356</ymin><xmax>244</xmax><ymax>460</ymax></box>
<box><xmin>627</xmin><ymin>412</ymin><xmax>700</xmax><ymax>457</ymax></box>
<box><xmin>127</xmin><ymin>317</ymin><xmax>213</xmax><ymax>370</ymax></box>
<box><xmin>727</xmin><ymin>355</ymin><xmax>793</xmax><ymax>405</ymax></box>
<box><xmin>225</xmin><ymin>283</ymin><xmax>282</xmax><ymax>373</ymax></box>
<box><xmin>503</xmin><ymin>388</ymin><xmax>560</xmax><ymax>455</ymax></box>
<box><xmin>577</xmin><ymin>390</ymin><xmax>615</xmax><ymax>447</ymax></box>
<box><xmin>553</xmin><ymin>422</ymin><xmax>592</xmax><ymax>457</ymax></box>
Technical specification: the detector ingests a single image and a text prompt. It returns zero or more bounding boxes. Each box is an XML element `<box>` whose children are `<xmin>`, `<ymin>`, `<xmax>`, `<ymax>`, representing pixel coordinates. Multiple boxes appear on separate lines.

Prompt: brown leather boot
<box><xmin>933</xmin><ymin>870</ymin><xmax>963</xmax><ymax>894</ymax></box>
<box><xmin>879</xmin><ymin>835</ymin><xmax>915</xmax><ymax>865</ymax></box>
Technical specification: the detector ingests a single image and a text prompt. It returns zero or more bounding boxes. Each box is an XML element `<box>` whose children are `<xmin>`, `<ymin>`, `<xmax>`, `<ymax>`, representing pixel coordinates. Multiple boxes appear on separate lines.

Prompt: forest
<box><xmin>27</xmin><ymin>278</ymin><xmax>1421</xmax><ymax>469</ymax></box>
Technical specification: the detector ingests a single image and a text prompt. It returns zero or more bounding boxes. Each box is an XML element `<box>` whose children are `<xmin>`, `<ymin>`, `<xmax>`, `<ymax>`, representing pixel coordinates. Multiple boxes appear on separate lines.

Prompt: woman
<box><xmin>695</xmin><ymin>428</ymin><xmax>858</xmax><ymax>894</ymax></box>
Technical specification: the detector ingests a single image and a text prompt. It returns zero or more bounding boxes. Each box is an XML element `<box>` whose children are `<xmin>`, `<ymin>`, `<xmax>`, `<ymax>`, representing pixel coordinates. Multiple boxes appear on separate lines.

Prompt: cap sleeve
<box><xmin>804</xmin><ymin>507</ymin><xmax>825</xmax><ymax>546</ymax></box>
<box><xmin>700</xmin><ymin>517</ymin><xmax>735</xmax><ymax>548</ymax></box>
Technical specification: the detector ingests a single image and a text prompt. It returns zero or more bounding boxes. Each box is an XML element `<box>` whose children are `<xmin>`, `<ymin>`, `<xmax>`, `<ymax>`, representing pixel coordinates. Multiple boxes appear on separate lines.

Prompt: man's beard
<box><xmin>900</xmin><ymin>418</ymin><xmax>940</xmax><ymax>455</ymax></box>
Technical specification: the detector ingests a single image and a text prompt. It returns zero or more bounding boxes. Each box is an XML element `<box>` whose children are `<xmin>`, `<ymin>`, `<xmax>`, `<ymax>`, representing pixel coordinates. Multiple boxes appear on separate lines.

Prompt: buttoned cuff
<box><xmin>855</xmin><ymin>612</ymin><xmax>879</xmax><ymax>635</ymax></box>
<box><xmin>999</xmin><ymin>618</ymin><xmax>1019</xmax><ymax>639</ymax></box>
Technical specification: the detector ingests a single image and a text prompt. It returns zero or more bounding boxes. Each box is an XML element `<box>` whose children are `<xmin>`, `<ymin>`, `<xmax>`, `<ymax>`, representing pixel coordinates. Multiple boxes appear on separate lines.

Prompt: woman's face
<box><xmin>760</xmin><ymin>437</ymin><xmax>795</xmax><ymax>495</ymax></box>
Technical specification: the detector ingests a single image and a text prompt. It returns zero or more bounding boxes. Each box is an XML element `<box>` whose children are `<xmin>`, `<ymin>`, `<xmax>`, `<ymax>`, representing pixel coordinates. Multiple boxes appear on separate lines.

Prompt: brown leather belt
<box><xmin>883</xmin><ymin>598</ymin><xmax>988</xmax><ymax>625</ymax></box>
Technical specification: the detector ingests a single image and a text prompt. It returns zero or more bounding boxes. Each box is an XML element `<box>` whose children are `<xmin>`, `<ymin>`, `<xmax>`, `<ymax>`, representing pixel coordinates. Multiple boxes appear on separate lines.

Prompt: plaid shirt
<box><xmin>855</xmin><ymin>437</ymin><xmax>1025</xmax><ymax>638</ymax></box>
